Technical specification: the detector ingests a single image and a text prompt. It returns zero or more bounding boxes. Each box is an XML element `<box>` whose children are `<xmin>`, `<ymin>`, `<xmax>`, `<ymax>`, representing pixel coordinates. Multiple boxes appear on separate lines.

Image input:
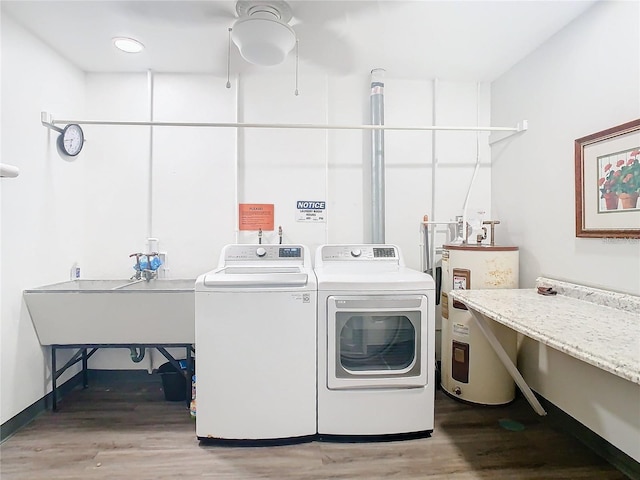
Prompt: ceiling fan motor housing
<box><xmin>232</xmin><ymin>0</ymin><xmax>296</xmax><ymax>66</ymax></box>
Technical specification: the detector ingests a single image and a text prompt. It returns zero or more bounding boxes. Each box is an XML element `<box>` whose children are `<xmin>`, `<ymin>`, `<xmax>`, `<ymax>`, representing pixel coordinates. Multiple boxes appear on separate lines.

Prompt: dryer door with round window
<box><xmin>327</xmin><ymin>295</ymin><xmax>428</xmax><ymax>389</ymax></box>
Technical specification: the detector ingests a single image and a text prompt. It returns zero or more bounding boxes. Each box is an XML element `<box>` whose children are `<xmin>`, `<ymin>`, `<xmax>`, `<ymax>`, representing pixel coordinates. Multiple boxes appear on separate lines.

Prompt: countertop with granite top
<box><xmin>449</xmin><ymin>277</ymin><xmax>640</xmax><ymax>385</ymax></box>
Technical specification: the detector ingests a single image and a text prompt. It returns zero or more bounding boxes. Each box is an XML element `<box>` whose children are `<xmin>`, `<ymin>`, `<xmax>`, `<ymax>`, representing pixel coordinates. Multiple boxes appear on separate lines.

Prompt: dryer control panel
<box><xmin>319</xmin><ymin>244</ymin><xmax>401</xmax><ymax>263</ymax></box>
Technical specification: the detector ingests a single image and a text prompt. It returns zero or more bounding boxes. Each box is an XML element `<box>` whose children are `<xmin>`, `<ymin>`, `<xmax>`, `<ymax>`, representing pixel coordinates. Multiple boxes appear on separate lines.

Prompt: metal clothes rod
<box><xmin>45</xmin><ymin>117</ymin><xmax>526</xmax><ymax>133</ymax></box>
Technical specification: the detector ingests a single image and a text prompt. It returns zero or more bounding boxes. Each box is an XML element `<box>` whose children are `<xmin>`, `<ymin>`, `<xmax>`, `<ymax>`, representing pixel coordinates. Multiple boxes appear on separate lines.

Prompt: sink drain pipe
<box><xmin>130</xmin><ymin>347</ymin><xmax>146</xmax><ymax>363</ymax></box>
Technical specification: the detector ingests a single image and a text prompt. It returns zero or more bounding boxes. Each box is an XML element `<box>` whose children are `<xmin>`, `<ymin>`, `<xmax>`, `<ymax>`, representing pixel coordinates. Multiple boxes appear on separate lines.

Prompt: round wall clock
<box><xmin>57</xmin><ymin>124</ymin><xmax>84</xmax><ymax>157</ymax></box>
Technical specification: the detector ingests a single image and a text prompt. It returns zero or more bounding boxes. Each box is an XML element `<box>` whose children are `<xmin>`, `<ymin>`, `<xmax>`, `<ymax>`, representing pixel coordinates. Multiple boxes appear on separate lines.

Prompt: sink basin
<box><xmin>27</xmin><ymin>279</ymin><xmax>131</xmax><ymax>291</ymax></box>
<box><xmin>24</xmin><ymin>279</ymin><xmax>195</xmax><ymax>345</ymax></box>
<box><xmin>116</xmin><ymin>278</ymin><xmax>196</xmax><ymax>291</ymax></box>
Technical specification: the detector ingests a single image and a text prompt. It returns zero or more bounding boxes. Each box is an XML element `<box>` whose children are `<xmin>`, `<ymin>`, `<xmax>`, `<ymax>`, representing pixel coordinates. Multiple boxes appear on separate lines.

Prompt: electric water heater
<box><xmin>440</xmin><ymin>244</ymin><xmax>519</xmax><ymax>405</ymax></box>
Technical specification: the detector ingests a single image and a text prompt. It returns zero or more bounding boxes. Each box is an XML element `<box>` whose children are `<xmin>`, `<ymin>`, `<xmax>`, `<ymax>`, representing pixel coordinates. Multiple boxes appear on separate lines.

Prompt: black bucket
<box><xmin>158</xmin><ymin>360</ymin><xmax>189</xmax><ymax>401</ymax></box>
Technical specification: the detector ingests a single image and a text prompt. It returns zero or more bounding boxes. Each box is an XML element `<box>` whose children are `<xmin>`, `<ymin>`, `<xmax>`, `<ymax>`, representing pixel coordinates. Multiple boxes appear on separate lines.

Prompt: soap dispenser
<box><xmin>70</xmin><ymin>262</ymin><xmax>81</xmax><ymax>280</ymax></box>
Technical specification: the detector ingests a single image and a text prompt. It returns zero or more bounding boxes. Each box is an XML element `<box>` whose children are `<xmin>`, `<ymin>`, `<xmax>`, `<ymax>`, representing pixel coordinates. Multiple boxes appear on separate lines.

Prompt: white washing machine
<box><xmin>315</xmin><ymin>244</ymin><xmax>436</xmax><ymax>439</ymax></box>
<box><xmin>195</xmin><ymin>244</ymin><xmax>316</xmax><ymax>443</ymax></box>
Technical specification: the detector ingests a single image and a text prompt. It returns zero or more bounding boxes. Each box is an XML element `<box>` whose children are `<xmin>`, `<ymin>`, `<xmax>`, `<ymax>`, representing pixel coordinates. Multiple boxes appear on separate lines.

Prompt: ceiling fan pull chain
<box><xmin>226</xmin><ymin>27</ymin><xmax>232</xmax><ymax>89</ymax></box>
<box><xmin>294</xmin><ymin>39</ymin><xmax>299</xmax><ymax>96</ymax></box>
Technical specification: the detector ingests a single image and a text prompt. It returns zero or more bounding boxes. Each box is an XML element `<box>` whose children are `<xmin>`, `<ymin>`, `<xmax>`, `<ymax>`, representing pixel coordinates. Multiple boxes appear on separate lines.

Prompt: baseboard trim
<box><xmin>0</xmin><ymin>371</ymin><xmax>84</xmax><ymax>443</ymax></box>
<box><xmin>538</xmin><ymin>395</ymin><xmax>640</xmax><ymax>480</ymax></box>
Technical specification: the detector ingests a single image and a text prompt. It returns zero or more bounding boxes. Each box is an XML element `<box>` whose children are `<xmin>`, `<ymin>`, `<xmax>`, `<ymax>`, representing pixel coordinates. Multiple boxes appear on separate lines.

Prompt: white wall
<box><xmin>491</xmin><ymin>0</ymin><xmax>640</xmax><ymax>461</ymax></box>
<box><xmin>519</xmin><ymin>339</ymin><xmax>640</xmax><ymax>462</ymax></box>
<box><xmin>80</xmin><ymin>73</ymin><xmax>491</xmax><ymax>276</ymax></box>
<box><xmin>491</xmin><ymin>0</ymin><xmax>640</xmax><ymax>295</ymax></box>
<box><xmin>82</xmin><ymin>72</ymin><xmax>238</xmax><ymax>279</ymax></box>
<box><xmin>1</xmin><ymin>14</ymin><xmax>86</xmax><ymax>423</ymax></box>
<box><xmin>237</xmin><ymin>73</ymin><xmax>328</xmax><ymax>247</ymax></box>
<box><xmin>1</xmin><ymin>14</ymin><xmax>490</xmax><ymax>423</ymax></box>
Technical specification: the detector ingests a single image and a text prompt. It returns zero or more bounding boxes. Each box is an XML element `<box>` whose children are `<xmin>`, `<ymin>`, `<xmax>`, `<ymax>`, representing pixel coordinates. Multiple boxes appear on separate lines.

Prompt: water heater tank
<box><xmin>440</xmin><ymin>244</ymin><xmax>519</xmax><ymax>405</ymax></box>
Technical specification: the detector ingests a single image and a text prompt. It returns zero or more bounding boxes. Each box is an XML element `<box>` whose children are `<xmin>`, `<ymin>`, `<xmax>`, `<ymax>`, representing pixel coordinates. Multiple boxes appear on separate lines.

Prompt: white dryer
<box><xmin>195</xmin><ymin>244</ymin><xmax>316</xmax><ymax>443</ymax></box>
<box><xmin>315</xmin><ymin>244</ymin><xmax>435</xmax><ymax>439</ymax></box>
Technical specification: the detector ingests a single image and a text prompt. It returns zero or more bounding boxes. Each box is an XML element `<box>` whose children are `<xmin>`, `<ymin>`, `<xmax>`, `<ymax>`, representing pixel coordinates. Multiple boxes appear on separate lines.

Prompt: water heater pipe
<box><xmin>370</xmin><ymin>68</ymin><xmax>386</xmax><ymax>244</ymax></box>
<box><xmin>461</xmin><ymin>83</ymin><xmax>482</xmax><ymax>243</ymax></box>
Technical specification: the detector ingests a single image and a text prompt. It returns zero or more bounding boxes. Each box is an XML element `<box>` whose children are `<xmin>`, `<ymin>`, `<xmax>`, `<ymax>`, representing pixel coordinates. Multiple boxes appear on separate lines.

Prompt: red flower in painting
<box><xmin>600</xmin><ymin>151</ymin><xmax>640</xmax><ymax>198</ymax></box>
<box><xmin>612</xmin><ymin>154</ymin><xmax>640</xmax><ymax>195</ymax></box>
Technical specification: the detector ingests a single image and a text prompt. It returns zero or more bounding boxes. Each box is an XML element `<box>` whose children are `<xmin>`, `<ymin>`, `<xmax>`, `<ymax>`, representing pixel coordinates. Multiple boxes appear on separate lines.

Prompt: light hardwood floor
<box><xmin>0</xmin><ymin>379</ymin><xmax>628</xmax><ymax>479</ymax></box>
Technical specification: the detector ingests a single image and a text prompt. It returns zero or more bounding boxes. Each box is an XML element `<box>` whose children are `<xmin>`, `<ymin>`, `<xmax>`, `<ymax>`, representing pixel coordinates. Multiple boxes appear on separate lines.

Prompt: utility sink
<box><xmin>23</xmin><ymin>279</ymin><xmax>195</xmax><ymax>345</ymax></box>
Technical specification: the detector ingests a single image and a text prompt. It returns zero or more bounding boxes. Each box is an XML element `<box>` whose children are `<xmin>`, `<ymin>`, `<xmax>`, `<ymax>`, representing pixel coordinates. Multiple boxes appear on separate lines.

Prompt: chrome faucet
<box><xmin>141</xmin><ymin>266</ymin><xmax>157</xmax><ymax>282</ymax></box>
<box><xmin>129</xmin><ymin>252</ymin><xmax>160</xmax><ymax>282</ymax></box>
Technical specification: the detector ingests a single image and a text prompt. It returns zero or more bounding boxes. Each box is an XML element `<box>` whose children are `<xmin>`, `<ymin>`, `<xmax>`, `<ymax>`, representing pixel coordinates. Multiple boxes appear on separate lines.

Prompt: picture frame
<box><xmin>575</xmin><ymin>119</ymin><xmax>640</xmax><ymax>238</ymax></box>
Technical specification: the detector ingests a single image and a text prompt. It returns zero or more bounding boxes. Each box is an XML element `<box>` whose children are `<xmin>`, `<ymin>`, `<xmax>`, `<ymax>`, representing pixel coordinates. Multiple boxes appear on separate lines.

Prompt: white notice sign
<box><xmin>296</xmin><ymin>200</ymin><xmax>326</xmax><ymax>223</ymax></box>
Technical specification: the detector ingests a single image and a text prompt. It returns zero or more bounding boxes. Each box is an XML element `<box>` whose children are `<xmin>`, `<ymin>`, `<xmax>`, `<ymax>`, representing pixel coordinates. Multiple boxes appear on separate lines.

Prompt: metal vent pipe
<box><xmin>370</xmin><ymin>68</ymin><xmax>386</xmax><ymax>244</ymax></box>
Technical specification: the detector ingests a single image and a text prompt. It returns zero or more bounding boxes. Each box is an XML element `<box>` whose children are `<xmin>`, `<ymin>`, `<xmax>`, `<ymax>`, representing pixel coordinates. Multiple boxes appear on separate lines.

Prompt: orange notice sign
<box><xmin>238</xmin><ymin>204</ymin><xmax>275</xmax><ymax>231</ymax></box>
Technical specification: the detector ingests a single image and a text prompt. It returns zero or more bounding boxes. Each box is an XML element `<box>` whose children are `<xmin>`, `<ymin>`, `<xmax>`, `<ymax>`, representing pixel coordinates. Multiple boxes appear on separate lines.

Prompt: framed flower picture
<box><xmin>575</xmin><ymin>119</ymin><xmax>640</xmax><ymax>238</ymax></box>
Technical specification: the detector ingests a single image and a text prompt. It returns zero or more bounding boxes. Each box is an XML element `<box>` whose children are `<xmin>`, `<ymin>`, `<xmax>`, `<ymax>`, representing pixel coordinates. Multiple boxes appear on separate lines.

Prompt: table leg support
<box><xmin>468</xmin><ymin>307</ymin><xmax>547</xmax><ymax>416</ymax></box>
<box><xmin>51</xmin><ymin>346</ymin><xmax>57</xmax><ymax>411</ymax></box>
<box><xmin>82</xmin><ymin>348</ymin><xmax>88</xmax><ymax>388</ymax></box>
<box><xmin>186</xmin><ymin>345</ymin><xmax>192</xmax><ymax>408</ymax></box>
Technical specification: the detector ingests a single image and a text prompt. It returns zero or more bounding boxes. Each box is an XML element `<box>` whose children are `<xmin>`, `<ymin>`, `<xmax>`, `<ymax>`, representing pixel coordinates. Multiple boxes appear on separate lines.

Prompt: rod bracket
<box><xmin>488</xmin><ymin>119</ymin><xmax>528</xmax><ymax>145</ymax></box>
<box><xmin>41</xmin><ymin>111</ymin><xmax>64</xmax><ymax>134</ymax></box>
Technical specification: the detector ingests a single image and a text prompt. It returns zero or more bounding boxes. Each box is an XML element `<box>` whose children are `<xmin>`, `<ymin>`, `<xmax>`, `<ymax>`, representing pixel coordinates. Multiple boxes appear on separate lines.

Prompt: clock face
<box><xmin>59</xmin><ymin>124</ymin><xmax>84</xmax><ymax>156</ymax></box>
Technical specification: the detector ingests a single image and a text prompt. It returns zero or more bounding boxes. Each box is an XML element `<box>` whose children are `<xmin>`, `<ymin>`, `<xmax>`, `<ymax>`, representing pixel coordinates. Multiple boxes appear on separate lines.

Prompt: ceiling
<box><xmin>2</xmin><ymin>0</ymin><xmax>597</xmax><ymax>81</ymax></box>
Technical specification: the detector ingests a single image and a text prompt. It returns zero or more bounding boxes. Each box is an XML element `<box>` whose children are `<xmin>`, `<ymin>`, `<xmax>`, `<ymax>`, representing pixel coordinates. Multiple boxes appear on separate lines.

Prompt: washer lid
<box><xmin>203</xmin><ymin>266</ymin><xmax>308</xmax><ymax>287</ymax></box>
<box><xmin>315</xmin><ymin>268</ymin><xmax>435</xmax><ymax>291</ymax></box>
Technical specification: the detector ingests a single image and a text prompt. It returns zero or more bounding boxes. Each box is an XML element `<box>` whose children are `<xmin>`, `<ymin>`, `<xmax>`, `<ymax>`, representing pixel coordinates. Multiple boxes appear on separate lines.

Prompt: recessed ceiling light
<box><xmin>112</xmin><ymin>37</ymin><xmax>144</xmax><ymax>53</ymax></box>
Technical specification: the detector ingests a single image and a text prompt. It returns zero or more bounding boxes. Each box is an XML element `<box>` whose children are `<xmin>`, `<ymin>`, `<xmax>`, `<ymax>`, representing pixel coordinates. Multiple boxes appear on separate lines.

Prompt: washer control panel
<box><xmin>320</xmin><ymin>245</ymin><xmax>399</xmax><ymax>262</ymax></box>
<box><xmin>224</xmin><ymin>245</ymin><xmax>304</xmax><ymax>262</ymax></box>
